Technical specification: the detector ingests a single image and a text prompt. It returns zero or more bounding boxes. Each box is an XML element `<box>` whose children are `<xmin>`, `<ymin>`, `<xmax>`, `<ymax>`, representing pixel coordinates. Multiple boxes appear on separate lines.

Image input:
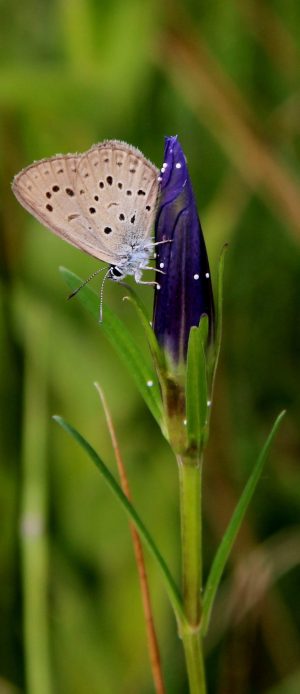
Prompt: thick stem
<box><xmin>181</xmin><ymin>630</ymin><xmax>206</xmax><ymax>694</ymax></box>
<box><xmin>178</xmin><ymin>457</ymin><xmax>202</xmax><ymax>625</ymax></box>
<box><xmin>177</xmin><ymin>455</ymin><xmax>207</xmax><ymax>694</ymax></box>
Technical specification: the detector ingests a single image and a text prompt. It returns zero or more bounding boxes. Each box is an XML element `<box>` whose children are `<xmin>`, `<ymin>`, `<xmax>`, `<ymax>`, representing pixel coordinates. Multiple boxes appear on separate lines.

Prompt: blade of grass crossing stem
<box><xmin>94</xmin><ymin>383</ymin><xmax>165</xmax><ymax>694</ymax></box>
<box><xmin>53</xmin><ymin>415</ymin><xmax>185</xmax><ymax>623</ymax></box>
<box><xmin>59</xmin><ymin>267</ymin><xmax>163</xmax><ymax>427</ymax></box>
<box><xmin>201</xmin><ymin>410</ymin><xmax>286</xmax><ymax>636</ymax></box>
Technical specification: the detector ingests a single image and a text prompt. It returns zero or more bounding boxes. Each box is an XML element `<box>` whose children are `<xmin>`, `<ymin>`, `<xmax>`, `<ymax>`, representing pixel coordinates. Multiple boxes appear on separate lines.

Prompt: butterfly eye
<box><xmin>111</xmin><ymin>266</ymin><xmax>123</xmax><ymax>278</ymax></box>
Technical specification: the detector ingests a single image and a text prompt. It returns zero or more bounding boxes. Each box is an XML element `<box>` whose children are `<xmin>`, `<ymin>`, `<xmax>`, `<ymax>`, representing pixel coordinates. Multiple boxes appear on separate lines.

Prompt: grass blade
<box><xmin>53</xmin><ymin>414</ymin><xmax>185</xmax><ymax>623</ymax></box>
<box><xmin>208</xmin><ymin>244</ymin><xmax>227</xmax><ymax>396</ymax></box>
<box><xmin>186</xmin><ymin>317</ymin><xmax>209</xmax><ymax>451</ymax></box>
<box><xmin>94</xmin><ymin>383</ymin><xmax>165</xmax><ymax>694</ymax></box>
<box><xmin>201</xmin><ymin>410</ymin><xmax>286</xmax><ymax>636</ymax></box>
<box><xmin>60</xmin><ymin>267</ymin><xmax>163</xmax><ymax>427</ymax></box>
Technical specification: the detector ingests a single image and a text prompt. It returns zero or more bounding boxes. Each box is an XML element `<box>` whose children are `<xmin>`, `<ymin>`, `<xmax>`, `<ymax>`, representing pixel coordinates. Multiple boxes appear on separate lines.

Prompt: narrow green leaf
<box><xmin>53</xmin><ymin>415</ymin><xmax>185</xmax><ymax>623</ymax></box>
<box><xmin>122</xmin><ymin>287</ymin><xmax>166</xmax><ymax>374</ymax></box>
<box><xmin>186</xmin><ymin>317</ymin><xmax>208</xmax><ymax>450</ymax></box>
<box><xmin>60</xmin><ymin>267</ymin><xmax>163</xmax><ymax>427</ymax></box>
<box><xmin>208</xmin><ymin>244</ymin><xmax>228</xmax><ymax>395</ymax></box>
<box><xmin>201</xmin><ymin>410</ymin><xmax>286</xmax><ymax>636</ymax></box>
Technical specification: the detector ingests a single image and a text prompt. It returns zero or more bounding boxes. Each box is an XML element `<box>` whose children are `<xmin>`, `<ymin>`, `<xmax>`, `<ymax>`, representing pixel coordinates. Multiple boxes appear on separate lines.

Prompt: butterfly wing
<box><xmin>75</xmin><ymin>141</ymin><xmax>159</xmax><ymax>257</ymax></box>
<box><xmin>12</xmin><ymin>141</ymin><xmax>159</xmax><ymax>264</ymax></box>
<box><xmin>12</xmin><ymin>153</ymin><xmax>118</xmax><ymax>264</ymax></box>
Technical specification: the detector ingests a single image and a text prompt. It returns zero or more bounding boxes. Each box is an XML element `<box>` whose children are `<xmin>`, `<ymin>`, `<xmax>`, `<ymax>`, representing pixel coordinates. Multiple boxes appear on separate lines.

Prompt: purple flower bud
<box><xmin>153</xmin><ymin>136</ymin><xmax>214</xmax><ymax>365</ymax></box>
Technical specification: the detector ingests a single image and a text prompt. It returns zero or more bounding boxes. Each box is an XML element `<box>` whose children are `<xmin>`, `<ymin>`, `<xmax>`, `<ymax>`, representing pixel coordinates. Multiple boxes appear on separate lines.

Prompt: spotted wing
<box><xmin>12</xmin><ymin>141</ymin><xmax>159</xmax><ymax>264</ymax></box>
<box><xmin>12</xmin><ymin>153</ymin><xmax>119</xmax><ymax>264</ymax></box>
<box><xmin>74</xmin><ymin>140</ymin><xmax>160</xmax><ymax>258</ymax></box>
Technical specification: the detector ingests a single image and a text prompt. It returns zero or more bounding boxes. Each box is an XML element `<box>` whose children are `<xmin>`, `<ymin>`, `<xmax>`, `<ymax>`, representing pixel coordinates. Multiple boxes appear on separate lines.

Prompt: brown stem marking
<box><xmin>95</xmin><ymin>383</ymin><xmax>166</xmax><ymax>694</ymax></box>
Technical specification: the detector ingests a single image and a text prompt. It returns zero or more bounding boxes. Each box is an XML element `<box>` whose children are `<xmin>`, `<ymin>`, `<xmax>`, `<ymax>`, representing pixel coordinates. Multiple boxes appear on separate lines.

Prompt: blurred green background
<box><xmin>1</xmin><ymin>1</ymin><xmax>300</xmax><ymax>692</ymax></box>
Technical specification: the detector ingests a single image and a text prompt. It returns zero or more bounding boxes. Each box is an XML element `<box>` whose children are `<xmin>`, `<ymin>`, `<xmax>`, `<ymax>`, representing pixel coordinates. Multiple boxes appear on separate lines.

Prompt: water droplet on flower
<box><xmin>205</xmin><ymin>272</ymin><xmax>210</xmax><ymax>278</ymax></box>
<box><xmin>193</xmin><ymin>273</ymin><xmax>199</xmax><ymax>280</ymax></box>
<box><xmin>160</xmin><ymin>262</ymin><xmax>164</xmax><ymax>268</ymax></box>
<box><xmin>175</xmin><ymin>162</ymin><xmax>182</xmax><ymax>169</ymax></box>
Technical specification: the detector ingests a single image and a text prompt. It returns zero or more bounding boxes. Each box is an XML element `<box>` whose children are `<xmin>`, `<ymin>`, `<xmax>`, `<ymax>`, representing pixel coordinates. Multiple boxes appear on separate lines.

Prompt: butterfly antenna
<box><xmin>99</xmin><ymin>268</ymin><xmax>112</xmax><ymax>323</ymax></box>
<box><xmin>67</xmin><ymin>266</ymin><xmax>107</xmax><ymax>300</ymax></box>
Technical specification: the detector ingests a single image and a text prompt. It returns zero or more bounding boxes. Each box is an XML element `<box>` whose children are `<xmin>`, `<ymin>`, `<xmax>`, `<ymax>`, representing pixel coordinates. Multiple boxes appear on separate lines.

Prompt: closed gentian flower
<box><xmin>153</xmin><ymin>136</ymin><xmax>214</xmax><ymax>368</ymax></box>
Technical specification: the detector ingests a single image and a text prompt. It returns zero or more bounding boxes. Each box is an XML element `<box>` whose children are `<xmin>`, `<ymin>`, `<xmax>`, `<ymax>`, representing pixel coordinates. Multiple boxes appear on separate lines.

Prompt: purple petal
<box><xmin>153</xmin><ymin>136</ymin><xmax>214</xmax><ymax>364</ymax></box>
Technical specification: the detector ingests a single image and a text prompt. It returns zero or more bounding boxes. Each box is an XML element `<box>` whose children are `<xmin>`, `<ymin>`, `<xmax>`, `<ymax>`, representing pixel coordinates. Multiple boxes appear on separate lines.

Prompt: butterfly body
<box><xmin>12</xmin><ymin>140</ymin><xmax>160</xmax><ymax>285</ymax></box>
<box><xmin>109</xmin><ymin>238</ymin><xmax>155</xmax><ymax>281</ymax></box>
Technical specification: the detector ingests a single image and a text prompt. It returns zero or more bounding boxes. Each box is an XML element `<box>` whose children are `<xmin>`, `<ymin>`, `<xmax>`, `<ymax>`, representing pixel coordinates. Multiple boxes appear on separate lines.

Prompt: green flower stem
<box><xmin>178</xmin><ymin>457</ymin><xmax>202</xmax><ymax>624</ymax></box>
<box><xmin>177</xmin><ymin>455</ymin><xmax>207</xmax><ymax>694</ymax></box>
<box><xmin>181</xmin><ymin>629</ymin><xmax>206</xmax><ymax>694</ymax></box>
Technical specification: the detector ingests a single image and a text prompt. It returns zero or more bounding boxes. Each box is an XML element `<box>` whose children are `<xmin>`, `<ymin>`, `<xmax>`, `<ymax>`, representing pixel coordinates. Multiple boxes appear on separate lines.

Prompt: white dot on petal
<box><xmin>147</xmin><ymin>380</ymin><xmax>153</xmax><ymax>387</ymax></box>
<box><xmin>159</xmin><ymin>262</ymin><xmax>164</xmax><ymax>269</ymax></box>
<box><xmin>157</xmin><ymin>284</ymin><xmax>161</xmax><ymax>290</ymax></box>
<box><xmin>158</xmin><ymin>176</ymin><xmax>162</xmax><ymax>182</ymax></box>
<box><xmin>193</xmin><ymin>273</ymin><xmax>199</xmax><ymax>280</ymax></box>
<box><xmin>175</xmin><ymin>162</ymin><xmax>182</xmax><ymax>169</ymax></box>
<box><xmin>205</xmin><ymin>272</ymin><xmax>210</xmax><ymax>278</ymax></box>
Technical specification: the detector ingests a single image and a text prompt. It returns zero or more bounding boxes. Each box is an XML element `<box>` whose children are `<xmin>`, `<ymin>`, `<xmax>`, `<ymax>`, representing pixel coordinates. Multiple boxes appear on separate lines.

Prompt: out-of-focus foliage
<box><xmin>1</xmin><ymin>1</ymin><xmax>300</xmax><ymax>692</ymax></box>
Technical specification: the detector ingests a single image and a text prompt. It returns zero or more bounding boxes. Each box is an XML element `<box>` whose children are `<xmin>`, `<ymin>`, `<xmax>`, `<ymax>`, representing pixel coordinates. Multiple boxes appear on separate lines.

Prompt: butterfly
<box><xmin>12</xmin><ymin>140</ymin><xmax>163</xmax><ymax>317</ymax></box>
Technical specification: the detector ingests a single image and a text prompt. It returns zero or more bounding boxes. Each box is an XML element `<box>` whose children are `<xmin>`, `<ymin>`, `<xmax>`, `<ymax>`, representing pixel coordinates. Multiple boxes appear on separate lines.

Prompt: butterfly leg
<box><xmin>148</xmin><ymin>239</ymin><xmax>173</xmax><ymax>247</ymax></box>
<box><xmin>136</xmin><ymin>279</ymin><xmax>160</xmax><ymax>287</ymax></box>
<box><xmin>142</xmin><ymin>266</ymin><xmax>166</xmax><ymax>274</ymax></box>
<box><xmin>133</xmin><ymin>268</ymin><xmax>157</xmax><ymax>286</ymax></box>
